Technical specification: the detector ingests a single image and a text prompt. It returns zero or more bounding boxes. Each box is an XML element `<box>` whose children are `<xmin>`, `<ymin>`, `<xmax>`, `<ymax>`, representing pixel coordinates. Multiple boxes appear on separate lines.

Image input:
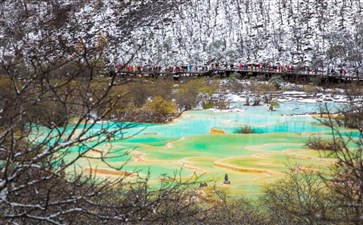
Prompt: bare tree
<box><xmin>0</xmin><ymin>1</ymin><xmax>207</xmax><ymax>224</ymax></box>
<box><xmin>261</xmin><ymin>87</ymin><xmax>363</xmax><ymax>225</ymax></box>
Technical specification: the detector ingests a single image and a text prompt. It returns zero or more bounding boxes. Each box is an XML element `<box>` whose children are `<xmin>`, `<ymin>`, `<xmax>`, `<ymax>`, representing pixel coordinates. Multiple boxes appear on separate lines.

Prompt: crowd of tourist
<box><xmin>113</xmin><ymin>62</ymin><xmax>362</xmax><ymax>77</ymax></box>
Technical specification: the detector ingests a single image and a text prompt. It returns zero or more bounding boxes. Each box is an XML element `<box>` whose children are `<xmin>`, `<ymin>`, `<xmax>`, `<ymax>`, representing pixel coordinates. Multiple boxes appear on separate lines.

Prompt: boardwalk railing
<box><xmin>115</xmin><ymin>68</ymin><xmax>363</xmax><ymax>82</ymax></box>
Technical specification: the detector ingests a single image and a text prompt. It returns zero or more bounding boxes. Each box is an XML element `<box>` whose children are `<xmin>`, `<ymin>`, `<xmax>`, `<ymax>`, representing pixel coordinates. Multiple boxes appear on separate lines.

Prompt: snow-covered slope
<box><xmin>130</xmin><ymin>0</ymin><xmax>363</xmax><ymax>67</ymax></box>
<box><xmin>1</xmin><ymin>0</ymin><xmax>362</xmax><ymax>68</ymax></box>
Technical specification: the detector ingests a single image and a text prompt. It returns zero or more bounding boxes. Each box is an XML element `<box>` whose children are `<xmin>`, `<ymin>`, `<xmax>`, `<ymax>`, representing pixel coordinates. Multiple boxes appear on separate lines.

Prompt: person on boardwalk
<box><xmin>188</xmin><ymin>64</ymin><xmax>193</xmax><ymax>72</ymax></box>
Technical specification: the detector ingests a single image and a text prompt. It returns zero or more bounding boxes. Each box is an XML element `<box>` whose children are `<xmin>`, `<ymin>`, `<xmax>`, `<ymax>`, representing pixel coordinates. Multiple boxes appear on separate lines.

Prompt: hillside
<box><xmin>1</xmin><ymin>0</ymin><xmax>362</xmax><ymax>69</ymax></box>
<box><xmin>131</xmin><ymin>0</ymin><xmax>363</xmax><ymax>67</ymax></box>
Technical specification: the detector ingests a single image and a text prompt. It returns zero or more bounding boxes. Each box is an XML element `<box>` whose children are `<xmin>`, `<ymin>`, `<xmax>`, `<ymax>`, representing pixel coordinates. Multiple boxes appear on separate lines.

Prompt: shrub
<box><xmin>256</xmin><ymin>75</ymin><xmax>266</xmax><ymax>81</ymax></box>
<box><xmin>143</xmin><ymin>96</ymin><xmax>178</xmax><ymax>122</ymax></box>
<box><xmin>234</xmin><ymin>125</ymin><xmax>254</xmax><ymax>134</ymax></box>
<box><xmin>261</xmin><ymin>168</ymin><xmax>332</xmax><ymax>225</ymax></box>
<box><xmin>229</xmin><ymin>72</ymin><xmax>240</xmax><ymax>79</ymax></box>
<box><xmin>175</xmin><ymin>78</ymin><xmax>217</xmax><ymax>111</ymax></box>
<box><xmin>267</xmin><ymin>99</ymin><xmax>280</xmax><ymax>111</ymax></box>
<box><xmin>305</xmin><ymin>135</ymin><xmax>344</xmax><ymax>151</ymax></box>
<box><xmin>269</xmin><ymin>76</ymin><xmax>284</xmax><ymax>89</ymax></box>
<box><xmin>303</xmin><ymin>84</ymin><xmax>319</xmax><ymax>94</ymax></box>
<box><xmin>252</xmin><ymin>97</ymin><xmax>261</xmax><ymax>106</ymax></box>
<box><xmin>341</xmin><ymin>111</ymin><xmax>363</xmax><ymax>130</ymax></box>
<box><xmin>202</xmin><ymin>101</ymin><xmax>214</xmax><ymax>109</ymax></box>
<box><xmin>310</xmin><ymin>76</ymin><xmax>323</xmax><ymax>86</ymax></box>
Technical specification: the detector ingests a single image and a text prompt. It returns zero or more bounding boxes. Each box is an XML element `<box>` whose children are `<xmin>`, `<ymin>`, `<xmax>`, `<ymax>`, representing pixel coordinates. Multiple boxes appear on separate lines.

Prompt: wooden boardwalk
<box><xmin>117</xmin><ymin>69</ymin><xmax>363</xmax><ymax>83</ymax></box>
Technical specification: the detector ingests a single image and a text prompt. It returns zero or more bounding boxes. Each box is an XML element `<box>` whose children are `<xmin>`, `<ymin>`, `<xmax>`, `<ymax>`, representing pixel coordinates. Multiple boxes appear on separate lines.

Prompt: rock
<box><xmin>210</xmin><ymin>128</ymin><xmax>225</xmax><ymax>134</ymax></box>
<box><xmin>223</xmin><ymin>173</ymin><xmax>231</xmax><ymax>185</ymax></box>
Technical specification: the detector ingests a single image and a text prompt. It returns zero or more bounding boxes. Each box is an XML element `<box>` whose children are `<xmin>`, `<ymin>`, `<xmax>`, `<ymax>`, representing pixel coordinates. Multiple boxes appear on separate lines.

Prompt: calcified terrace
<box><xmin>66</xmin><ymin>99</ymin><xmax>361</xmax><ymax>196</ymax></box>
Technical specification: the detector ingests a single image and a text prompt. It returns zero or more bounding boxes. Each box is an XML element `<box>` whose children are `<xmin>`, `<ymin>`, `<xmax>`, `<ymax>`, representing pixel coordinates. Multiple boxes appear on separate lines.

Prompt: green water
<box><xmin>61</xmin><ymin>102</ymin><xmax>359</xmax><ymax>195</ymax></box>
